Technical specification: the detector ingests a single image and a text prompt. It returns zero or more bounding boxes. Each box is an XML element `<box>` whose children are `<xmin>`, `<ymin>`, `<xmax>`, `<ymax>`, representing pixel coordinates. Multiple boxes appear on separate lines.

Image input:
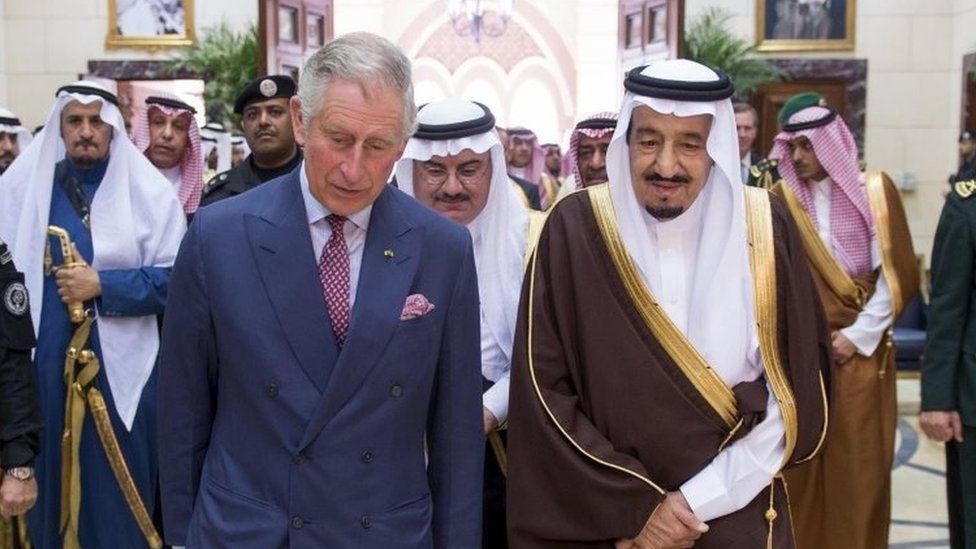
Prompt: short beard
<box><xmin>645</xmin><ymin>205</ymin><xmax>684</xmax><ymax>220</ymax></box>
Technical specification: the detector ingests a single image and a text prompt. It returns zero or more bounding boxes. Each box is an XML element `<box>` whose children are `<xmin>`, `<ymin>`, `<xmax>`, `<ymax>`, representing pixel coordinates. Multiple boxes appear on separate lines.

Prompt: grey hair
<box><xmin>298</xmin><ymin>32</ymin><xmax>417</xmax><ymax>138</ymax></box>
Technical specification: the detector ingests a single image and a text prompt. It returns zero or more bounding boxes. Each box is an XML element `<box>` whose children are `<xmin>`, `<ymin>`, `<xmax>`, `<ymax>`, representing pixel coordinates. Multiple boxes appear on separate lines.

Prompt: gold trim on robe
<box><xmin>525</xmin><ymin>233</ymin><xmax>667</xmax><ymax>495</ymax></box>
<box><xmin>587</xmin><ymin>184</ymin><xmax>738</xmax><ymax>428</ymax></box>
<box><xmin>777</xmin><ymin>182</ymin><xmax>867</xmax><ymax>310</ymax></box>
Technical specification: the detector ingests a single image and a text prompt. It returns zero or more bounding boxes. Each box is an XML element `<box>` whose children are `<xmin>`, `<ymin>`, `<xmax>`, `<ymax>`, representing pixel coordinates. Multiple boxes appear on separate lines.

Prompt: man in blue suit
<box><xmin>158</xmin><ymin>32</ymin><xmax>484</xmax><ymax>548</ymax></box>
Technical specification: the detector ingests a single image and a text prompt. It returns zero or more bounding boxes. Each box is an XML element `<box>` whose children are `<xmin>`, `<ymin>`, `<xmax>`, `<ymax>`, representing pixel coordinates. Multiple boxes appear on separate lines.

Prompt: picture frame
<box><xmin>106</xmin><ymin>0</ymin><xmax>196</xmax><ymax>49</ymax></box>
<box><xmin>756</xmin><ymin>0</ymin><xmax>855</xmax><ymax>52</ymax></box>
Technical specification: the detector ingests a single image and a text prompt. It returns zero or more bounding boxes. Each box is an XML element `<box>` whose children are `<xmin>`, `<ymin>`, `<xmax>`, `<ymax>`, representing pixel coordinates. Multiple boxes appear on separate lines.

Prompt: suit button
<box><xmin>293</xmin><ymin>452</ymin><xmax>306</xmax><ymax>465</ymax></box>
<box><xmin>291</xmin><ymin>516</ymin><xmax>304</xmax><ymax>529</ymax></box>
<box><xmin>390</xmin><ymin>384</ymin><xmax>403</xmax><ymax>398</ymax></box>
<box><xmin>361</xmin><ymin>450</ymin><xmax>374</xmax><ymax>464</ymax></box>
<box><xmin>361</xmin><ymin>514</ymin><xmax>372</xmax><ymax>529</ymax></box>
<box><xmin>266</xmin><ymin>383</ymin><xmax>279</xmax><ymax>398</ymax></box>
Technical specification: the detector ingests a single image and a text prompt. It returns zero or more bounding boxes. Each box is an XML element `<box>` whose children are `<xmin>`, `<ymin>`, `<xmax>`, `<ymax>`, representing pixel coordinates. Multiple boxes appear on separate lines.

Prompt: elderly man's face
<box><xmin>0</xmin><ymin>132</ymin><xmax>19</xmax><ymax>173</ymax></box>
<box><xmin>291</xmin><ymin>79</ymin><xmax>406</xmax><ymax>216</ymax></box>
<box><xmin>577</xmin><ymin>134</ymin><xmax>611</xmax><ymax>187</ymax></box>
<box><xmin>241</xmin><ymin>98</ymin><xmax>295</xmax><ymax>163</ymax></box>
<box><xmin>788</xmin><ymin>136</ymin><xmax>829</xmax><ymax>181</ymax></box>
<box><xmin>61</xmin><ymin>100</ymin><xmax>113</xmax><ymax>168</ymax></box>
<box><xmin>412</xmin><ymin>149</ymin><xmax>492</xmax><ymax>226</ymax></box>
<box><xmin>734</xmin><ymin>111</ymin><xmax>758</xmax><ymax>159</ymax></box>
<box><xmin>510</xmin><ymin>136</ymin><xmax>533</xmax><ymax>168</ymax></box>
<box><xmin>146</xmin><ymin>107</ymin><xmax>189</xmax><ymax>169</ymax></box>
<box><xmin>628</xmin><ymin>106</ymin><xmax>713</xmax><ymax>220</ymax></box>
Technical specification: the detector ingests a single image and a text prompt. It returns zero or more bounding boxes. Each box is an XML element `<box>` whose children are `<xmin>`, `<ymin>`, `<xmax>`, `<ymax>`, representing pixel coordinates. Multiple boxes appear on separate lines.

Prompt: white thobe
<box><xmin>639</xmin><ymin>199</ymin><xmax>787</xmax><ymax>522</ymax></box>
<box><xmin>810</xmin><ymin>177</ymin><xmax>892</xmax><ymax>357</ymax></box>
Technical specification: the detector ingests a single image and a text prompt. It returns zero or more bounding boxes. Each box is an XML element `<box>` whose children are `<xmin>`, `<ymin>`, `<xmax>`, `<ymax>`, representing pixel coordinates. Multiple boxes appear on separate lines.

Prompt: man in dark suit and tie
<box><xmin>158</xmin><ymin>32</ymin><xmax>484</xmax><ymax>548</ymax></box>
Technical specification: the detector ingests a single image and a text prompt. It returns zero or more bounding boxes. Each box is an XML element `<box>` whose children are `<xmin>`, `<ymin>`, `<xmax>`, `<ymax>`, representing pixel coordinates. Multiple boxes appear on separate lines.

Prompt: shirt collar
<box><xmin>299</xmin><ymin>160</ymin><xmax>373</xmax><ymax>230</ymax></box>
<box><xmin>811</xmin><ymin>175</ymin><xmax>833</xmax><ymax>196</ymax></box>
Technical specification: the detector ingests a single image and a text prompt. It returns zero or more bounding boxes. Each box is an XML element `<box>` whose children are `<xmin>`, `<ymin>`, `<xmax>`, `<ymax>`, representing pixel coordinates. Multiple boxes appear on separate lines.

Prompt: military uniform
<box><xmin>0</xmin><ymin>239</ymin><xmax>42</xmax><ymax>549</ymax></box>
<box><xmin>950</xmin><ymin>155</ymin><xmax>976</xmax><ymax>186</ymax></box>
<box><xmin>200</xmin><ymin>149</ymin><xmax>303</xmax><ymax>207</ymax></box>
<box><xmin>923</xmin><ymin>178</ymin><xmax>976</xmax><ymax>548</ymax></box>
<box><xmin>747</xmin><ymin>157</ymin><xmax>782</xmax><ymax>189</ymax></box>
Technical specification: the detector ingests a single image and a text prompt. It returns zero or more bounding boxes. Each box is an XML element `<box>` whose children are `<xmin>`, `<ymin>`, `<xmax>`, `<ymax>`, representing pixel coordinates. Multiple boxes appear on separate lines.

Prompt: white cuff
<box><xmin>840</xmin><ymin>269</ymin><xmax>892</xmax><ymax>357</ymax></box>
<box><xmin>482</xmin><ymin>374</ymin><xmax>510</xmax><ymax>426</ymax></box>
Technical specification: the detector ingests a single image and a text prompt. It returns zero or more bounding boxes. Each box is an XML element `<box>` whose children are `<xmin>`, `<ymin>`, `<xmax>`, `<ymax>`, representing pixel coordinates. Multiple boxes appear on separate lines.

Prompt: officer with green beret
<box><xmin>778</xmin><ymin>91</ymin><xmax>828</xmax><ymax>127</ymax></box>
<box><xmin>200</xmin><ymin>75</ymin><xmax>303</xmax><ymax>207</ymax></box>
<box><xmin>921</xmin><ymin>174</ymin><xmax>976</xmax><ymax>548</ymax></box>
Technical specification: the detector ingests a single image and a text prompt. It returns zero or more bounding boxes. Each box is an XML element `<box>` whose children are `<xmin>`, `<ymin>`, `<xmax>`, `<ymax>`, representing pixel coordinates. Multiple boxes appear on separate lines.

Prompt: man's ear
<box><xmin>289</xmin><ymin>95</ymin><xmax>306</xmax><ymax>147</ymax></box>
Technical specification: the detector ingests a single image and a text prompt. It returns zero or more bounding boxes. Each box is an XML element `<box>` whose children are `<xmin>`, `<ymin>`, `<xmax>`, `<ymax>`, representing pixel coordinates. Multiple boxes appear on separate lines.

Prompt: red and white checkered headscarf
<box><xmin>562</xmin><ymin>112</ymin><xmax>617</xmax><ymax>193</ymax></box>
<box><xmin>770</xmin><ymin>106</ymin><xmax>874</xmax><ymax>276</ymax></box>
<box><xmin>132</xmin><ymin>99</ymin><xmax>203</xmax><ymax>215</ymax></box>
<box><xmin>507</xmin><ymin>127</ymin><xmax>548</xmax><ymax>205</ymax></box>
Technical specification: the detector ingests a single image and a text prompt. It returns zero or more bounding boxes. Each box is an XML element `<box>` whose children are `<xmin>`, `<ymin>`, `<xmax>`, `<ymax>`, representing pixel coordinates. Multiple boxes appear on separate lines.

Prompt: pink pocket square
<box><xmin>400</xmin><ymin>294</ymin><xmax>435</xmax><ymax>320</ymax></box>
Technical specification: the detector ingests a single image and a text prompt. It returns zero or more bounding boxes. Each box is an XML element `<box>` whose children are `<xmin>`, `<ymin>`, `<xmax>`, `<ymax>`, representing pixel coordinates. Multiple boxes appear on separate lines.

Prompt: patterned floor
<box><xmin>889</xmin><ymin>378</ymin><xmax>949</xmax><ymax>548</ymax></box>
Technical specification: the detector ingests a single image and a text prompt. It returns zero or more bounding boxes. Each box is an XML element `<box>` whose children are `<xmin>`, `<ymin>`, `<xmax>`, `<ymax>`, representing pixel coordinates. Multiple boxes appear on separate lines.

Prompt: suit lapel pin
<box><xmin>384</xmin><ymin>249</ymin><xmax>395</xmax><ymax>259</ymax></box>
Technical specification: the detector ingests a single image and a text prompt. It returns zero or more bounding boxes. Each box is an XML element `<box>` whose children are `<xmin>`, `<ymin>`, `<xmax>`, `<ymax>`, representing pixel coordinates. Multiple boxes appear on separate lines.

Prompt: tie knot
<box><xmin>327</xmin><ymin>214</ymin><xmax>347</xmax><ymax>233</ymax></box>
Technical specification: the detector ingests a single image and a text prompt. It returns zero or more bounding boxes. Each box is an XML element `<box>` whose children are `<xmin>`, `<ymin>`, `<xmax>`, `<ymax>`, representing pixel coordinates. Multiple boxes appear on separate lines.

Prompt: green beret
<box><xmin>778</xmin><ymin>92</ymin><xmax>827</xmax><ymax>125</ymax></box>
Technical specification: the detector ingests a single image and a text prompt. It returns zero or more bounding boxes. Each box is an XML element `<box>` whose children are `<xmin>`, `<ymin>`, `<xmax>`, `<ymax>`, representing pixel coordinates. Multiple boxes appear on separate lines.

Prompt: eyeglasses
<box><xmin>416</xmin><ymin>160</ymin><xmax>490</xmax><ymax>187</ymax></box>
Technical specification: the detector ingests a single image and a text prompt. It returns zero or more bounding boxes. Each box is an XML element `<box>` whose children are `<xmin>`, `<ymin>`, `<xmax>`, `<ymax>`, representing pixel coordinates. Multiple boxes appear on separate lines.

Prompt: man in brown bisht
<box><xmin>506</xmin><ymin>59</ymin><xmax>831</xmax><ymax>548</ymax></box>
<box><xmin>769</xmin><ymin>106</ymin><xmax>919</xmax><ymax>549</ymax></box>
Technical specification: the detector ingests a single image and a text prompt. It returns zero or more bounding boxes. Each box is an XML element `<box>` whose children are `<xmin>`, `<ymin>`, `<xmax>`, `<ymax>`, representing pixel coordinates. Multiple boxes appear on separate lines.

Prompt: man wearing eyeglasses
<box><xmin>394</xmin><ymin>98</ymin><xmax>544</xmax><ymax>548</ymax></box>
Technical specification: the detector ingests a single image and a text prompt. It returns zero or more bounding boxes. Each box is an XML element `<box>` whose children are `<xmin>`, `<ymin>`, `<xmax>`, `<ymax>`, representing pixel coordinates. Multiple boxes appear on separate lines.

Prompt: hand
<box><xmin>0</xmin><ymin>475</ymin><xmax>37</xmax><ymax>517</ymax></box>
<box><xmin>483</xmin><ymin>407</ymin><xmax>499</xmax><ymax>435</ymax></box>
<box><xmin>621</xmin><ymin>492</ymin><xmax>708</xmax><ymax>549</ymax></box>
<box><xmin>831</xmin><ymin>331</ymin><xmax>857</xmax><ymax>365</ymax></box>
<box><xmin>55</xmin><ymin>243</ymin><xmax>101</xmax><ymax>303</ymax></box>
<box><xmin>920</xmin><ymin>410</ymin><xmax>964</xmax><ymax>443</ymax></box>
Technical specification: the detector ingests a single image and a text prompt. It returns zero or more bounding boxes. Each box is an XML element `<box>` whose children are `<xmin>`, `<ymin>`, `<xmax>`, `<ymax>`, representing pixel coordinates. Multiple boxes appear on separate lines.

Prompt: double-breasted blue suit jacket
<box><xmin>158</xmin><ymin>168</ymin><xmax>484</xmax><ymax>548</ymax></box>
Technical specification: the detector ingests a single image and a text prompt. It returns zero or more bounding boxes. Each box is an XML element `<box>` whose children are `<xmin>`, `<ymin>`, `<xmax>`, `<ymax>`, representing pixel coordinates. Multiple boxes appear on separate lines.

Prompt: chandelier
<box><xmin>447</xmin><ymin>0</ymin><xmax>514</xmax><ymax>44</ymax></box>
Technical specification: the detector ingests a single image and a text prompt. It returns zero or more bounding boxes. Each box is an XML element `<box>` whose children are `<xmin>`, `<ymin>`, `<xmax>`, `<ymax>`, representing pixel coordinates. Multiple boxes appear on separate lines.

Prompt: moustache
<box><xmin>643</xmin><ymin>171</ymin><xmax>691</xmax><ymax>184</ymax></box>
<box><xmin>435</xmin><ymin>193</ymin><xmax>470</xmax><ymax>204</ymax></box>
<box><xmin>73</xmin><ymin>139</ymin><xmax>98</xmax><ymax>149</ymax></box>
<box><xmin>256</xmin><ymin>129</ymin><xmax>277</xmax><ymax>138</ymax></box>
<box><xmin>0</xmin><ymin>152</ymin><xmax>14</xmax><ymax>163</ymax></box>
<box><xmin>584</xmin><ymin>167</ymin><xmax>607</xmax><ymax>182</ymax></box>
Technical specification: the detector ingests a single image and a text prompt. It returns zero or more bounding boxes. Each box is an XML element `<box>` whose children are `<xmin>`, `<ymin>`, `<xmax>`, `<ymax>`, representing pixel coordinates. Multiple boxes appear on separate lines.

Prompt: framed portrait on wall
<box><xmin>756</xmin><ymin>0</ymin><xmax>855</xmax><ymax>52</ymax></box>
<box><xmin>106</xmin><ymin>0</ymin><xmax>196</xmax><ymax>48</ymax></box>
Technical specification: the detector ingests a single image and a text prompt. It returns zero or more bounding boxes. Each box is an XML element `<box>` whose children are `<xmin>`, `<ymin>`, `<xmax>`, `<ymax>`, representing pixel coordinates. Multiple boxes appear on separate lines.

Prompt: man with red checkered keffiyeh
<box><xmin>554</xmin><ymin>112</ymin><xmax>616</xmax><ymax>203</ymax></box>
<box><xmin>770</xmin><ymin>106</ymin><xmax>919</xmax><ymax>549</ymax></box>
<box><xmin>132</xmin><ymin>95</ymin><xmax>204</xmax><ymax>217</ymax></box>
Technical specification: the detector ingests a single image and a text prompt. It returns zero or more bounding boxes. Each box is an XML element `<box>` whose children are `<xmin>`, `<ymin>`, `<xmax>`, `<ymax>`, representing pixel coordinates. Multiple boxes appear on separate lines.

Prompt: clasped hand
<box><xmin>615</xmin><ymin>492</ymin><xmax>708</xmax><ymax>549</ymax></box>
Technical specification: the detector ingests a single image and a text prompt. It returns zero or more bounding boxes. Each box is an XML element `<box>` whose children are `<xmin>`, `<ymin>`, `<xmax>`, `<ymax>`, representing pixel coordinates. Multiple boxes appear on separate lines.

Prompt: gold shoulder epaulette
<box><xmin>954</xmin><ymin>179</ymin><xmax>976</xmax><ymax>199</ymax></box>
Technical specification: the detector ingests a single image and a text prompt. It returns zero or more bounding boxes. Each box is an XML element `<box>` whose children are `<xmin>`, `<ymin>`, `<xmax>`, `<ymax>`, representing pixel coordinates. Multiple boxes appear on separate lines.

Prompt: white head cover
<box><xmin>0</xmin><ymin>81</ymin><xmax>186</xmax><ymax>429</ymax></box>
<box><xmin>0</xmin><ymin>106</ymin><xmax>33</xmax><ymax>154</ymax></box>
<box><xmin>395</xmin><ymin>98</ymin><xmax>529</xmax><ymax>364</ymax></box>
<box><xmin>201</xmin><ymin>121</ymin><xmax>232</xmax><ymax>172</ymax></box>
<box><xmin>607</xmin><ymin>60</ymin><xmax>756</xmax><ymax>385</ymax></box>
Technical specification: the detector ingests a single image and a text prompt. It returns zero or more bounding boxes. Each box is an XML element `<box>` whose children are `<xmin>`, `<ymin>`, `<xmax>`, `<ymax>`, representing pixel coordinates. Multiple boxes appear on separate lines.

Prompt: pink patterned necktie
<box><xmin>318</xmin><ymin>214</ymin><xmax>350</xmax><ymax>346</ymax></box>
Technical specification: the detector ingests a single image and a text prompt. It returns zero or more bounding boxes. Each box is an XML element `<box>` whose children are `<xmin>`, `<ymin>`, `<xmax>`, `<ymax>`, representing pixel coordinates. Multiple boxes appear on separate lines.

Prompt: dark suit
<box><xmin>509</xmin><ymin>174</ymin><xmax>541</xmax><ymax>210</ymax></box>
<box><xmin>159</xmin><ymin>168</ymin><xmax>484</xmax><ymax>548</ymax></box>
<box><xmin>923</xmin><ymin>187</ymin><xmax>976</xmax><ymax>547</ymax></box>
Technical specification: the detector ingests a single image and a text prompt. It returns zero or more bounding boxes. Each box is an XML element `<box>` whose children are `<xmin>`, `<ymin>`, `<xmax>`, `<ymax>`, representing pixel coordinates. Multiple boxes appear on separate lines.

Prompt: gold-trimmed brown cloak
<box><xmin>773</xmin><ymin>172</ymin><xmax>919</xmax><ymax>549</ymax></box>
<box><xmin>506</xmin><ymin>185</ymin><xmax>831</xmax><ymax>548</ymax></box>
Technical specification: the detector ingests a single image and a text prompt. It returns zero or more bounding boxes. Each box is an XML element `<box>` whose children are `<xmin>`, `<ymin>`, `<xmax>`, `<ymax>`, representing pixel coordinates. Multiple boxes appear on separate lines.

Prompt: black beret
<box><xmin>234</xmin><ymin>75</ymin><xmax>297</xmax><ymax>114</ymax></box>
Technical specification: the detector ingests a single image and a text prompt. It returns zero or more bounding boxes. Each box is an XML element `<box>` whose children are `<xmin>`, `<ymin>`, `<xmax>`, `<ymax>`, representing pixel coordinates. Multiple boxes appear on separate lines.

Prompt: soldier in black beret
<box><xmin>0</xmin><ymin>238</ymin><xmax>41</xmax><ymax>545</ymax></box>
<box><xmin>949</xmin><ymin>129</ymin><xmax>976</xmax><ymax>187</ymax></box>
<box><xmin>200</xmin><ymin>75</ymin><xmax>303</xmax><ymax>206</ymax></box>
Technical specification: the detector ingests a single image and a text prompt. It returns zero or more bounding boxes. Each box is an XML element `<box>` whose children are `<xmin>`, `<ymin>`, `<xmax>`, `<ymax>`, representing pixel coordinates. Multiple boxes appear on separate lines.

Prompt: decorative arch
<box><xmin>398</xmin><ymin>0</ymin><xmax>577</xmax><ymax>143</ymax></box>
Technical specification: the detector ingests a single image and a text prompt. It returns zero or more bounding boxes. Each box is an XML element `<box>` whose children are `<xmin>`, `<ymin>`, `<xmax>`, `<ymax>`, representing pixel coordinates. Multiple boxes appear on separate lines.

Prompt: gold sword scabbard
<box><xmin>46</xmin><ymin>226</ymin><xmax>85</xmax><ymax>323</ymax></box>
<box><xmin>86</xmin><ymin>389</ymin><xmax>163</xmax><ymax>549</ymax></box>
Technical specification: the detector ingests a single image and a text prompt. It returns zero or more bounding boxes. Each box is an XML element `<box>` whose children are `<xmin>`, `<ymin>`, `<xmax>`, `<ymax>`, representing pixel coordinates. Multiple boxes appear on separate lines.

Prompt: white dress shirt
<box><xmin>810</xmin><ymin>177</ymin><xmax>892</xmax><ymax>356</ymax></box>
<box><xmin>480</xmin><ymin>311</ymin><xmax>511</xmax><ymax>423</ymax></box>
<box><xmin>299</xmin><ymin>162</ymin><xmax>372</xmax><ymax>309</ymax></box>
<box><xmin>640</xmin><ymin>201</ymin><xmax>786</xmax><ymax>522</ymax></box>
<box><xmin>740</xmin><ymin>153</ymin><xmax>752</xmax><ymax>185</ymax></box>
